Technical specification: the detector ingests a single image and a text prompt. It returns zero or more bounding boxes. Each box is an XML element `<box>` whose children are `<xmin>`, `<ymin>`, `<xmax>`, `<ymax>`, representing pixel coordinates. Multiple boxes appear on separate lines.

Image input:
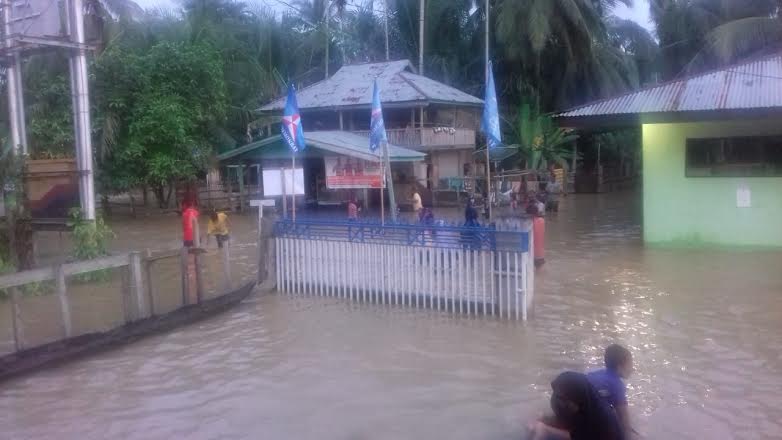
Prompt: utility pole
<box><xmin>69</xmin><ymin>0</ymin><xmax>96</xmax><ymax>220</ymax></box>
<box><xmin>3</xmin><ymin>2</ymin><xmax>21</xmax><ymax>155</ymax></box>
<box><xmin>324</xmin><ymin>1</ymin><xmax>330</xmax><ymax>79</ymax></box>
<box><xmin>384</xmin><ymin>0</ymin><xmax>389</xmax><ymax>61</ymax></box>
<box><xmin>418</xmin><ymin>0</ymin><xmax>424</xmax><ymax>74</ymax></box>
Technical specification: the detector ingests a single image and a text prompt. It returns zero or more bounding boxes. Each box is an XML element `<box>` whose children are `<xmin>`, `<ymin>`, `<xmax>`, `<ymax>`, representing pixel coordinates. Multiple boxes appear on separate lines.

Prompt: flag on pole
<box><xmin>281</xmin><ymin>85</ymin><xmax>306</xmax><ymax>153</ymax></box>
<box><xmin>481</xmin><ymin>61</ymin><xmax>502</xmax><ymax>149</ymax></box>
<box><xmin>369</xmin><ymin>79</ymin><xmax>387</xmax><ymax>152</ymax></box>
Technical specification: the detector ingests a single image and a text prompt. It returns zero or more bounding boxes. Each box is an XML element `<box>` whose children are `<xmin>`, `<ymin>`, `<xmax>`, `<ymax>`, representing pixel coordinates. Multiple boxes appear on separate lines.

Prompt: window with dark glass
<box><xmin>686</xmin><ymin>135</ymin><xmax>782</xmax><ymax>177</ymax></box>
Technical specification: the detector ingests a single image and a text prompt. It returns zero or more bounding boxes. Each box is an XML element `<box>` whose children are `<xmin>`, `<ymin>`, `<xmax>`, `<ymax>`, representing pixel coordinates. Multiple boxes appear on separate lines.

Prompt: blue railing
<box><xmin>273</xmin><ymin>219</ymin><xmax>529</xmax><ymax>252</ymax></box>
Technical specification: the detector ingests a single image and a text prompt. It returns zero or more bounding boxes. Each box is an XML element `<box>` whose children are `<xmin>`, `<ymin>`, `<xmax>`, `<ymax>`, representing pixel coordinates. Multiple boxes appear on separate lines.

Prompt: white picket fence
<box><xmin>275</xmin><ymin>237</ymin><xmax>534</xmax><ymax>320</ymax></box>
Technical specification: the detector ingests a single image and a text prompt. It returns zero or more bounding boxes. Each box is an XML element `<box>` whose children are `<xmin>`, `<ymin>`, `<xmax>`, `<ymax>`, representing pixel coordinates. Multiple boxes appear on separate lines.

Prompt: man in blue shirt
<box><xmin>588</xmin><ymin>344</ymin><xmax>634</xmax><ymax>438</ymax></box>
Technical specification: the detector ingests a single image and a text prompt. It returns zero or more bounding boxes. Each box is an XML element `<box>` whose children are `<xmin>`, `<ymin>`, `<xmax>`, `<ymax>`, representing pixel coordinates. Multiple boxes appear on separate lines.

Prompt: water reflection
<box><xmin>2</xmin><ymin>192</ymin><xmax>782</xmax><ymax>439</ymax></box>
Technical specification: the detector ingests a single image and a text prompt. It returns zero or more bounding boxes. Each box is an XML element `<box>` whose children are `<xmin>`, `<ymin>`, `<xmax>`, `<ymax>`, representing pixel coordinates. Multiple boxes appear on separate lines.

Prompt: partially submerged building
<box><xmin>218</xmin><ymin>60</ymin><xmax>483</xmax><ymax>211</ymax></box>
<box><xmin>557</xmin><ymin>53</ymin><xmax>782</xmax><ymax>247</ymax></box>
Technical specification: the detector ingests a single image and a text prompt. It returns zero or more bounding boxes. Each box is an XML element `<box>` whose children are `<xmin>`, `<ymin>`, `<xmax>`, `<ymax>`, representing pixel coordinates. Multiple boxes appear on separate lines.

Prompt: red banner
<box><xmin>325</xmin><ymin>157</ymin><xmax>383</xmax><ymax>189</ymax></box>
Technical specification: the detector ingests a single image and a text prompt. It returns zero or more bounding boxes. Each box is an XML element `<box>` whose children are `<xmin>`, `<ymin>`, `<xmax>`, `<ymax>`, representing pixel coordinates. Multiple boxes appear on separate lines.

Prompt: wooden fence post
<box><xmin>129</xmin><ymin>252</ymin><xmax>146</xmax><ymax>319</ymax></box>
<box><xmin>55</xmin><ymin>264</ymin><xmax>72</xmax><ymax>337</ymax></box>
<box><xmin>194</xmin><ymin>253</ymin><xmax>204</xmax><ymax>304</ymax></box>
<box><xmin>221</xmin><ymin>244</ymin><xmax>232</xmax><ymax>292</ymax></box>
<box><xmin>145</xmin><ymin>248</ymin><xmax>156</xmax><ymax>317</ymax></box>
<box><xmin>10</xmin><ymin>287</ymin><xmax>23</xmax><ymax>351</ymax></box>
<box><xmin>180</xmin><ymin>247</ymin><xmax>190</xmax><ymax>306</ymax></box>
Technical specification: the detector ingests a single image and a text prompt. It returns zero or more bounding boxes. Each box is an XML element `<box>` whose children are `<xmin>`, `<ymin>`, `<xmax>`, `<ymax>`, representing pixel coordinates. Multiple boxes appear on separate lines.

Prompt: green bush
<box><xmin>67</xmin><ymin>208</ymin><xmax>116</xmax><ymax>282</ymax></box>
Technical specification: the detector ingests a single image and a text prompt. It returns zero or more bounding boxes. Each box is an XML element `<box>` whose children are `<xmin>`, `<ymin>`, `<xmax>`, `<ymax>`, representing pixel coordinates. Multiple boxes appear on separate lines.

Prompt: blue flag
<box><xmin>481</xmin><ymin>62</ymin><xmax>502</xmax><ymax>149</ymax></box>
<box><xmin>281</xmin><ymin>85</ymin><xmax>306</xmax><ymax>153</ymax></box>
<box><xmin>369</xmin><ymin>79</ymin><xmax>387</xmax><ymax>152</ymax></box>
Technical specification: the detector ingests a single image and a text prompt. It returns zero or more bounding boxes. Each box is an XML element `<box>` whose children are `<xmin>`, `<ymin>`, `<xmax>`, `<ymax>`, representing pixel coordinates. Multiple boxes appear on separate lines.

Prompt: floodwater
<box><xmin>3</xmin><ymin>192</ymin><xmax>782</xmax><ymax>439</ymax></box>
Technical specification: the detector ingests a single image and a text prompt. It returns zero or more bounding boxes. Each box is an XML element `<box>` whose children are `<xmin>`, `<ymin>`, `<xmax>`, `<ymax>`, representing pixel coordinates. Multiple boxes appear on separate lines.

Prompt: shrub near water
<box><xmin>68</xmin><ymin>208</ymin><xmax>115</xmax><ymax>282</ymax></box>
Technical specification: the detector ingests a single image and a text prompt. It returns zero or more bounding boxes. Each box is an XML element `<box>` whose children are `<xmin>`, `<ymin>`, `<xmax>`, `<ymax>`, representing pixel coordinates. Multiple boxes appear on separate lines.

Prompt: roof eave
<box><xmin>256</xmin><ymin>99</ymin><xmax>483</xmax><ymax>114</ymax></box>
<box><xmin>557</xmin><ymin>107</ymin><xmax>782</xmax><ymax>129</ymax></box>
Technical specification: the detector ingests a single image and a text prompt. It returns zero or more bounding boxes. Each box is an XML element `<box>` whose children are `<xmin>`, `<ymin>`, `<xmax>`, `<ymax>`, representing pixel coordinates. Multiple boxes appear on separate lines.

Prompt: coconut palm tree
<box><xmin>651</xmin><ymin>0</ymin><xmax>782</xmax><ymax>79</ymax></box>
<box><xmin>495</xmin><ymin>0</ymin><xmax>652</xmax><ymax>110</ymax></box>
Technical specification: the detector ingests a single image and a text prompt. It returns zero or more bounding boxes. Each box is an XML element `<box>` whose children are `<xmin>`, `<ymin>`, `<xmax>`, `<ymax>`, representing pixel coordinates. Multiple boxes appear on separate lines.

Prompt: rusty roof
<box><xmin>258</xmin><ymin>60</ymin><xmax>483</xmax><ymax>112</ymax></box>
<box><xmin>557</xmin><ymin>53</ymin><xmax>782</xmax><ymax>125</ymax></box>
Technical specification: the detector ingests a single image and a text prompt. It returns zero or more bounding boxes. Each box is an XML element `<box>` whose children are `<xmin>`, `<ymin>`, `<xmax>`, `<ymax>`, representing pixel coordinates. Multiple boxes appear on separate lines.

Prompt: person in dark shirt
<box><xmin>588</xmin><ymin>344</ymin><xmax>634</xmax><ymax>439</ymax></box>
<box><xmin>528</xmin><ymin>371</ymin><xmax>624</xmax><ymax>440</ymax></box>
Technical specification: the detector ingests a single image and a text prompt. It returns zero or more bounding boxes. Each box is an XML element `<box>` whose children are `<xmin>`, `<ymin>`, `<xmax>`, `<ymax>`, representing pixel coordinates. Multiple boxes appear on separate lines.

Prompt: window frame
<box><xmin>684</xmin><ymin>135</ymin><xmax>782</xmax><ymax>178</ymax></box>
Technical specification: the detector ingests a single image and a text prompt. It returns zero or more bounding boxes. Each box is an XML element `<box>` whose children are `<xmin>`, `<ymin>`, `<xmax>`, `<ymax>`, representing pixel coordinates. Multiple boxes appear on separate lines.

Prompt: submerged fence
<box><xmin>0</xmin><ymin>244</ymin><xmax>250</xmax><ymax>357</ymax></box>
<box><xmin>274</xmin><ymin>219</ymin><xmax>534</xmax><ymax>320</ymax></box>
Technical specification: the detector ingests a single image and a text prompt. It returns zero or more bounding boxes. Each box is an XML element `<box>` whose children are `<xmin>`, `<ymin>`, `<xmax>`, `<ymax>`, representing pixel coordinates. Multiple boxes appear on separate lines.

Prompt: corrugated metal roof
<box><xmin>217</xmin><ymin>131</ymin><xmax>426</xmax><ymax>163</ymax></box>
<box><xmin>557</xmin><ymin>53</ymin><xmax>782</xmax><ymax>119</ymax></box>
<box><xmin>258</xmin><ymin>60</ymin><xmax>482</xmax><ymax>112</ymax></box>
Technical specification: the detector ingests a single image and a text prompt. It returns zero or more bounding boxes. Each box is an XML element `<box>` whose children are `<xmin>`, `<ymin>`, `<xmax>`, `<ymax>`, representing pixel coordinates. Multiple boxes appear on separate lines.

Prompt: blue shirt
<box><xmin>587</xmin><ymin>368</ymin><xmax>627</xmax><ymax>408</ymax></box>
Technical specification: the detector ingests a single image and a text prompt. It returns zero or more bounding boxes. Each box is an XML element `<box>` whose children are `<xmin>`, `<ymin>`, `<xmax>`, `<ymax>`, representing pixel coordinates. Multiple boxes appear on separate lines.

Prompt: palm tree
<box><xmin>506</xmin><ymin>99</ymin><xmax>579</xmax><ymax>171</ymax></box>
<box><xmin>494</xmin><ymin>0</ymin><xmax>650</xmax><ymax>110</ymax></box>
<box><xmin>392</xmin><ymin>0</ymin><xmax>479</xmax><ymax>86</ymax></box>
<box><xmin>651</xmin><ymin>0</ymin><xmax>782</xmax><ymax>79</ymax></box>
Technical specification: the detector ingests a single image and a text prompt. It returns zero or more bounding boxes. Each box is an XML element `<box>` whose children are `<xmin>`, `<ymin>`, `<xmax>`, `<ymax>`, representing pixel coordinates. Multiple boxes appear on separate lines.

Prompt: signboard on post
<box><xmin>262</xmin><ymin>168</ymin><xmax>305</xmax><ymax>197</ymax></box>
<box><xmin>325</xmin><ymin>156</ymin><xmax>383</xmax><ymax>189</ymax></box>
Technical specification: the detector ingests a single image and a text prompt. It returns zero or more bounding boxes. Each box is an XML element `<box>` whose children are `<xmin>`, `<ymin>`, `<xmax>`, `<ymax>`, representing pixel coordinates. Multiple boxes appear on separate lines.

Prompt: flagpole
<box><xmin>291</xmin><ymin>153</ymin><xmax>296</xmax><ymax>222</ymax></box>
<box><xmin>486</xmin><ymin>145</ymin><xmax>491</xmax><ymax>222</ymax></box>
<box><xmin>383</xmin><ymin>140</ymin><xmax>397</xmax><ymax>222</ymax></box>
<box><xmin>485</xmin><ymin>0</ymin><xmax>492</xmax><ymax>224</ymax></box>
<box><xmin>282</xmin><ymin>168</ymin><xmax>288</xmax><ymax>220</ymax></box>
<box><xmin>381</xmin><ymin>160</ymin><xmax>386</xmax><ymax>225</ymax></box>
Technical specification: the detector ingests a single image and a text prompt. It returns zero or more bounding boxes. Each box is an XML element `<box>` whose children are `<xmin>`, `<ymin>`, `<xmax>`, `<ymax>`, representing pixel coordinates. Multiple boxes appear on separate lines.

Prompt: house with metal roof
<box><xmin>557</xmin><ymin>53</ymin><xmax>782</xmax><ymax>247</ymax></box>
<box><xmin>255</xmin><ymin>60</ymin><xmax>484</xmax><ymax>199</ymax></box>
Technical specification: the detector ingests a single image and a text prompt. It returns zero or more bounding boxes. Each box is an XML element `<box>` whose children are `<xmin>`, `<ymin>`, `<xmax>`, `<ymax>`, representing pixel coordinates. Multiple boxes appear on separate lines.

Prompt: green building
<box><xmin>557</xmin><ymin>54</ymin><xmax>782</xmax><ymax>247</ymax></box>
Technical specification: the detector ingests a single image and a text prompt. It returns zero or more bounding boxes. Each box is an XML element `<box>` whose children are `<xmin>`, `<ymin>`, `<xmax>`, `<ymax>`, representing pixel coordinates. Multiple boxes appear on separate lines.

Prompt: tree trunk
<box><xmin>141</xmin><ymin>184</ymin><xmax>148</xmax><ymax>206</ymax></box>
<box><xmin>154</xmin><ymin>185</ymin><xmax>167</xmax><ymax>209</ymax></box>
<box><xmin>164</xmin><ymin>183</ymin><xmax>174</xmax><ymax>208</ymax></box>
<box><xmin>101</xmin><ymin>193</ymin><xmax>111</xmax><ymax>217</ymax></box>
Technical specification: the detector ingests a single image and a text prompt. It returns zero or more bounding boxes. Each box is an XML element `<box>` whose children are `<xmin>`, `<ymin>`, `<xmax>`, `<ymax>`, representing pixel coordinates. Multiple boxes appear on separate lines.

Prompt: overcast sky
<box><xmin>135</xmin><ymin>0</ymin><xmax>655</xmax><ymax>32</ymax></box>
<box><xmin>614</xmin><ymin>0</ymin><xmax>653</xmax><ymax>31</ymax></box>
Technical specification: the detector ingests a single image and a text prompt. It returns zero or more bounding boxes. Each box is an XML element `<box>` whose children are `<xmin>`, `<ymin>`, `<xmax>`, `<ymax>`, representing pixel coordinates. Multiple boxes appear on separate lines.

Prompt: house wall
<box><xmin>643</xmin><ymin>119</ymin><xmax>782</xmax><ymax>247</ymax></box>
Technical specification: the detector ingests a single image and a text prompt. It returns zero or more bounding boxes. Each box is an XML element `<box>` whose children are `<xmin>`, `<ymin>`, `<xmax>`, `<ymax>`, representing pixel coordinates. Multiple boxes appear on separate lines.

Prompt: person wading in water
<box><xmin>527</xmin><ymin>371</ymin><xmax>624</xmax><ymax>440</ymax></box>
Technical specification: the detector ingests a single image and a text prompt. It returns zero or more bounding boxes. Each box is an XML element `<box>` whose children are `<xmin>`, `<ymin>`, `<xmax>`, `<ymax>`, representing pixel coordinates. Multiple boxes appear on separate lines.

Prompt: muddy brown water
<box><xmin>2</xmin><ymin>193</ymin><xmax>782</xmax><ymax>439</ymax></box>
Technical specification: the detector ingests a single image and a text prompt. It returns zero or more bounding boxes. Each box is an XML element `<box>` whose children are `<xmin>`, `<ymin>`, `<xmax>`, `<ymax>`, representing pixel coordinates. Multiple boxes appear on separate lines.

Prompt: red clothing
<box><xmin>533</xmin><ymin>216</ymin><xmax>545</xmax><ymax>261</ymax></box>
<box><xmin>182</xmin><ymin>207</ymin><xmax>199</xmax><ymax>241</ymax></box>
<box><xmin>347</xmin><ymin>202</ymin><xmax>358</xmax><ymax>220</ymax></box>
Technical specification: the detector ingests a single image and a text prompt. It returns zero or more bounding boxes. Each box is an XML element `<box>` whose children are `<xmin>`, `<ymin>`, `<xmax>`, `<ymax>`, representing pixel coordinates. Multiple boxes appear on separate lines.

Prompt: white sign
<box><xmin>736</xmin><ymin>185</ymin><xmax>751</xmax><ymax>208</ymax></box>
<box><xmin>262</xmin><ymin>168</ymin><xmax>305</xmax><ymax>197</ymax></box>
<box><xmin>250</xmin><ymin>199</ymin><xmax>276</xmax><ymax>207</ymax></box>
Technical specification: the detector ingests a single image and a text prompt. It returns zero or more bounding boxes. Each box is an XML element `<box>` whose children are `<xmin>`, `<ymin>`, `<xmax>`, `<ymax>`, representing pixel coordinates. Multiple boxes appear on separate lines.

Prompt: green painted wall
<box><xmin>643</xmin><ymin>119</ymin><xmax>782</xmax><ymax>247</ymax></box>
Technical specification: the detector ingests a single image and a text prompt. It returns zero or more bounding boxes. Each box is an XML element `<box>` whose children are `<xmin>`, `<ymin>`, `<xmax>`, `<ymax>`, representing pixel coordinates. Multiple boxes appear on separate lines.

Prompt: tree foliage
<box><xmin>93</xmin><ymin>39</ymin><xmax>226</xmax><ymax>205</ymax></box>
<box><xmin>506</xmin><ymin>100</ymin><xmax>579</xmax><ymax>171</ymax></box>
<box><xmin>9</xmin><ymin>0</ymin><xmax>782</xmax><ymax>200</ymax></box>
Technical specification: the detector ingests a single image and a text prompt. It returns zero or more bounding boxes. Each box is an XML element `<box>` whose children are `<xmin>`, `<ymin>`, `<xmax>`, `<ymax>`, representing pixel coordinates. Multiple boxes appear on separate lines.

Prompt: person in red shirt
<box><xmin>182</xmin><ymin>202</ymin><xmax>200</xmax><ymax>247</ymax></box>
<box><xmin>347</xmin><ymin>197</ymin><xmax>359</xmax><ymax>221</ymax></box>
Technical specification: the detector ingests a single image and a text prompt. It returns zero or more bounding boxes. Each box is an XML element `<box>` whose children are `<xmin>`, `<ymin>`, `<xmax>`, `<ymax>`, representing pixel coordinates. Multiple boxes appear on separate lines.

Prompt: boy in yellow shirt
<box><xmin>207</xmin><ymin>210</ymin><xmax>230</xmax><ymax>248</ymax></box>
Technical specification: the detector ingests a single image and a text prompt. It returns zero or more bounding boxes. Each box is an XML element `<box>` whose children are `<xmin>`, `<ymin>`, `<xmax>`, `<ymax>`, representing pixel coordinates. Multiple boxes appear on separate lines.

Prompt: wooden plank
<box><xmin>62</xmin><ymin>254</ymin><xmax>130</xmax><ymax>277</ymax></box>
<box><xmin>55</xmin><ymin>264</ymin><xmax>72</xmax><ymax>337</ymax></box>
<box><xmin>0</xmin><ymin>267</ymin><xmax>55</xmax><ymax>290</ymax></box>
<box><xmin>144</xmin><ymin>248</ymin><xmax>181</xmax><ymax>262</ymax></box>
